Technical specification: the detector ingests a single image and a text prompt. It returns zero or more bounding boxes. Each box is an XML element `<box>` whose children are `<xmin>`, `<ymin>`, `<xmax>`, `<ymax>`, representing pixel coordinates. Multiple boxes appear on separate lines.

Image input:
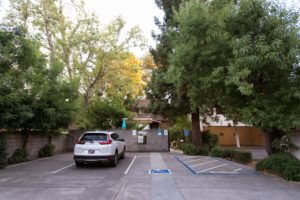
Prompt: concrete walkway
<box><xmin>150</xmin><ymin>153</ymin><xmax>184</xmax><ymax>200</ymax></box>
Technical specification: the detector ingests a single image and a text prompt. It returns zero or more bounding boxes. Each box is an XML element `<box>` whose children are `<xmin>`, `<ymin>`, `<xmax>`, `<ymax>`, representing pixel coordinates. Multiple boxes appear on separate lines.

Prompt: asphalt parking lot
<box><xmin>0</xmin><ymin>152</ymin><xmax>300</xmax><ymax>200</ymax></box>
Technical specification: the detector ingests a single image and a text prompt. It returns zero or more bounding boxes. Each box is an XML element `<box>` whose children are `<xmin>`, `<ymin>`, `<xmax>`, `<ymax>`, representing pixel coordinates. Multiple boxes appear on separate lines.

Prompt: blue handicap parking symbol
<box><xmin>149</xmin><ymin>169</ymin><xmax>171</xmax><ymax>174</ymax></box>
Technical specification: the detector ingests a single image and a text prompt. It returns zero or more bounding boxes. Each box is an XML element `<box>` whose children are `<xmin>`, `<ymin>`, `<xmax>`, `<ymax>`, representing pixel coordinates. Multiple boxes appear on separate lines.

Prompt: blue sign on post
<box><xmin>122</xmin><ymin>118</ymin><xmax>126</xmax><ymax>129</ymax></box>
<box><xmin>184</xmin><ymin>129</ymin><xmax>190</xmax><ymax>137</ymax></box>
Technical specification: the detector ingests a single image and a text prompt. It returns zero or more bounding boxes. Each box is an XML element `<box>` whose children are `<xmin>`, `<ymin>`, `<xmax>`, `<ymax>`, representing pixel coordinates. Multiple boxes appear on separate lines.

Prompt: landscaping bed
<box><xmin>256</xmin><ymin>153</ymin><xmax>300</xmax><ymax>182</ymax></box>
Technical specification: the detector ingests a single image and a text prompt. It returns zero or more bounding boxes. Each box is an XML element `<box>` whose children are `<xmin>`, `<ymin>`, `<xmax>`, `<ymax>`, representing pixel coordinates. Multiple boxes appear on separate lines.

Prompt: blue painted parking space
<box><xmin>175</xmin><ymin>156</ymin><xmax>258</xmax><ymax>175</ymax></box>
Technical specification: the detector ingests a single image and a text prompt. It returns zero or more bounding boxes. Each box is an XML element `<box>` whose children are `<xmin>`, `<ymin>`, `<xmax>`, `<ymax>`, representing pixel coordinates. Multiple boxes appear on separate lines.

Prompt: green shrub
<box><xmin>181</xmin><ymin>143</ymin><xmax>200</xmax><ymax>155</ymax></box>
<box><xmin>8</xmin><ymin>148</ymin><xmax>28</xmax><ymax>164</ymax></box>
<box><xmin>202</xmin><ymin>131</ymin><xmax>219</xmax><ymax>150</ymax></box>
<box><xmin>178</xmin><ymin>142</ymin><xmax>186</xmax><ymax>151</ymax></box>
<box><xmin>283</xmin><ymin>163</ymin><xmax>300</xmax><ymax>181</ymax></box>
<box><xmin>223</xmin><ymin>148</ymin><xmax>235</xmax><ymax>158</ymax></box>
<box><xmin>256</xmin><ymin>153</ymin><xmax>300</xmax><ymax>181</ymax></box>
<box><xmin>198</xmin><ymin>145</ymin><xmax>210</xmax><ymax>156</ymax></box>
<box><xmin>210</xmin><ymin>147</ymin><xmax>252</xmax><ymax>163</ymax></box>
<box><xmin>231</xmin><ymin>150</ymin><xmax>252</xmax><ymax>164</ymax></box>
<box><xmin>210</xmin><ymin>147</ymin><xmax>224</xmax><ymax>157</ymax></box>
<box><xmin>39</xmin><ymin>144</ymin><xmax>55</xmax><ymax>157</ymax></box>
<box><xmin>180</xmin><ymin>143</ymin><xmax>210</xmax><ymax>155</ymax></box>
<box><xmin>0</xmin><ymin>139</ymin><xmax>7</xmax><ymax>169</ymax></box>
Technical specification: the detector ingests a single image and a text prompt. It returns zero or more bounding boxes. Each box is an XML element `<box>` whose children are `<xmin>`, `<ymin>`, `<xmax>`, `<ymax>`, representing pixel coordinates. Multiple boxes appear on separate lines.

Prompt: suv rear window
<box><xmin>80</xmin><ymin>133</ymin><xmax>107</xmax><ymax>141</ymax></box>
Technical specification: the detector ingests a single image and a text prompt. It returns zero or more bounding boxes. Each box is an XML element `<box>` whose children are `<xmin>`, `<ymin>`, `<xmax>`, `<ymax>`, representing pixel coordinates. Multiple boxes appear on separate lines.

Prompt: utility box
<box><xmin>138</xmin><ymin>135</ymin><xmax>144</xmax><ymax>144</ymax></box>
<box><xmin>137</xmin><ymin>131</ymin><xmax>147</xmax><ymax>144</ymax></box>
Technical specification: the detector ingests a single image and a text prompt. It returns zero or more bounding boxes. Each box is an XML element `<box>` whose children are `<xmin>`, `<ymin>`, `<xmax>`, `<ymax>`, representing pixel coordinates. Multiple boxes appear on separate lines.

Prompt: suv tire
<box><xmin>120</xmin><ymin>147</ymin><xmax>125</xmax><ymax>159</ymax></box>
<box><xmin>75</xmin><ymin>161</ymin><xmax>84</xmax><ymax>167</ymax></box>
<box><xmin>111</xmin><ymin>151</ymin><xmax>118</xmax><ymax>167</ymax></box>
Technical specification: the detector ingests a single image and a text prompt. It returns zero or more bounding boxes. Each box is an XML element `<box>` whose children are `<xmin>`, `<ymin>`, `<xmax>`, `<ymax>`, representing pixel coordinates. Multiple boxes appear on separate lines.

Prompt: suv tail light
<box><xmin>76</xmin><ymin>139</ymin><xmax>85</xmax><ymax>144</ymax></box>
<box><xmin>99</xmin><ymin>135</ymin><xmax>112</xmax><ymax>145</ymax></box>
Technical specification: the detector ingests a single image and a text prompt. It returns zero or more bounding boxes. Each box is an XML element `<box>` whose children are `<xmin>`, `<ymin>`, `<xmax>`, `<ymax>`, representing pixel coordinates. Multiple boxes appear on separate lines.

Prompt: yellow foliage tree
<box><xmin>104</xmin><ymin>53</ymin><xmax>145</xmax><ymax>101</ymax></box>
<box><xmin>141</xmin><ymin>53</ymin><xmax>157</xmax><ymax>84</ymax></box>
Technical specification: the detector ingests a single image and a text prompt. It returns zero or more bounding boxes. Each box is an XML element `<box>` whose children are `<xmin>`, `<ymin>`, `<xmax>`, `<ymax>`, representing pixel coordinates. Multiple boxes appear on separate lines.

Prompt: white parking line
<box><xmin>180</xmin><ymin>156</ymin><xmax>197</xmax><ymax>160</ymax></box>
<box><xmin>124</xmin><ymin>156</ymin><xmax>137</xmax><ymax>175</ymax></box>
<box><xmin>233</xmin><ymin>168</ymin><xmax>242</xmax><ymax>172</ymax></box>
<box><xmin>209</xmin><ymin>171</ymin><xmax>238</xmax><ymax>174</ymax></box>
<box><xmin>7</xmin><ymin>155</ymin><xmax>61</xmax><ymax>169</ymax></box>
<box><xmin>51</xmin><ymin>163</ymin><xmax>75</xmax><ymax>174</ymax></box>
<box><xmin>189</xmin><ymin>160</ymin><xmax>218</xmax><ymax>167</ymax></box>
<box><xmin>196</xmin><ymin>163</ymin><xmax>228</xmax><ymax>173</ymax></box>
<box><xmin>185</xmin><ymin>157</ymin><xmax>209</xmax><ymax>163</ymax></box>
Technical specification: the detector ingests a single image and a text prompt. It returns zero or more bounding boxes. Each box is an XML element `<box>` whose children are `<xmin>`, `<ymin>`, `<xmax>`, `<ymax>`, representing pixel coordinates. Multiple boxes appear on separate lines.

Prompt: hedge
<box><xmin>256</xmin><ymin>153</ymin><xmax>300</xmax><ymax>181</ymax></box>
<box><xmin>8</xmin><ymin>148</ymin><xmax>28</xmax><ymax>164</ymax></box>
<box><xmin>180</xmin><ymin>143</ymin><xmax>209</xmax><ymax>156</ymax></box>
<box><xmin>0</xmin><ymin>139</ymin><xmax>7</xmax><ymax>169</ymax></box>
<box><xmin>39</xmin><ymin>144</ymin><xmax>55</xmax><ymax>157</ymax></box>
<box><xmin>211</xmin><ymin>147</ymin><xmax>252</xmax><ymax>163</ymax></box>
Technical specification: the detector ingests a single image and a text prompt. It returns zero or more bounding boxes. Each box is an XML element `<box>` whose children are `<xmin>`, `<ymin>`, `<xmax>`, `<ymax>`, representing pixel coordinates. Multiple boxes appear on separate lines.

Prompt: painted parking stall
<box><xmin>176</xmin><ymin>155</ymin><xmax>257</xmax><ymax>175</ymax></box>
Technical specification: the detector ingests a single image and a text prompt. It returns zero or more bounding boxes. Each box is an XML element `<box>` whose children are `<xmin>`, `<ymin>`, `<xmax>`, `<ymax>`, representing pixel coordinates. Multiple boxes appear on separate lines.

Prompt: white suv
<box><xmin>73</xmin><ymin>131</ymin><xmax>125</xmax><ymax>167</ymax></box>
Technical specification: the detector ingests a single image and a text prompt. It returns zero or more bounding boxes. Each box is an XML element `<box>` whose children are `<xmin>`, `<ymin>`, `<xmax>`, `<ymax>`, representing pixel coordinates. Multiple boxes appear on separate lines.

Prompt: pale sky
<box><xmin>84</xmin><ymin>0</ymin><xmax>164</xmax><ymax>57</ymax></box>
<box><xmin>0</xmin><ymin>0</ymin><xmax>299</xmax><ymax>57</ymax></box>
<box><xmin>0</xmin><ymin>0</ymin><xmax>164</xmax><ymax>57</ymax></box>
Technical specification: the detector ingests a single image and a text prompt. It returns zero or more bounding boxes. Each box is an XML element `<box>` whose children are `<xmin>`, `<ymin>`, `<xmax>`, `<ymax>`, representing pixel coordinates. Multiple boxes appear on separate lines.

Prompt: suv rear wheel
<box><xmin>75</xmin><ymin>161</ymin><xmax>84</xmax><ymax>167</ymax></box>
<box><xmin>120</xmin><ymin>147</ymin><xmax>125</xmax><ymax>159</ymax></box>
<box><xmin>111</xmin><ymin>151</ymin><xmax>118</xmax><ymax>167</ymax></box>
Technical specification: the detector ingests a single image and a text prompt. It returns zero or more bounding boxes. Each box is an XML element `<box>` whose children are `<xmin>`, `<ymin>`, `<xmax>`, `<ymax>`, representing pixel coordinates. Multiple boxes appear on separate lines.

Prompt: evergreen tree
<box><xmin>147</xmin><ymin>0</ymin><xmax>204</xmax><ymax>149</ymax></box>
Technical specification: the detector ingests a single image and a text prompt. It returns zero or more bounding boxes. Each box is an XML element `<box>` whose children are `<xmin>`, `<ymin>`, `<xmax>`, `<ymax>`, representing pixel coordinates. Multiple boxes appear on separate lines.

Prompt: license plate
<box><xmin>88</xmin><ymin>150</ymin><xmax>95</xmax><ymax>154</ymax></box>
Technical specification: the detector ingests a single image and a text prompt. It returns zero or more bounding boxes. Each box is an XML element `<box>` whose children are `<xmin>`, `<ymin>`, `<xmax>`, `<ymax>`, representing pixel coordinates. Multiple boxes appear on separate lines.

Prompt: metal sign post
<box><xmin>122</xmin><ymin>118</ymin><xmax>126</xmax><ymax>130</ymax></box>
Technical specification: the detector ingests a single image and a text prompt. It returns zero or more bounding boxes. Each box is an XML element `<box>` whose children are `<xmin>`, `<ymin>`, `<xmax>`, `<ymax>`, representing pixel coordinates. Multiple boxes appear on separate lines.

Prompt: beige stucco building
<box><xmin>201</xmin><ymin>111</ymin><xmax>265</xmax><ymax>147</ymax></box>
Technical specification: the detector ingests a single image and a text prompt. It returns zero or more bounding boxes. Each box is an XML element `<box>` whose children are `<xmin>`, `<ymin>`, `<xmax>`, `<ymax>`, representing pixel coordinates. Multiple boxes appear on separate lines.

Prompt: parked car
<box><xmin>73</xmin><ymin>131</ymin><xmax>125</xmax><ymax>167</ymax></box>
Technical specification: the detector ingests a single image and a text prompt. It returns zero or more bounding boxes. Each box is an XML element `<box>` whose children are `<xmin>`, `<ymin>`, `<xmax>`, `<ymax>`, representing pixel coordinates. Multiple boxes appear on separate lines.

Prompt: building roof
<box><xmin>133</xmin><ymin>113</ymin><xmax>166</xmax><ymax>122</ymax></box>
<box><xmin>131</xmin><ymin>99</ymin><xmax>167</xmax><ymax>123</ymax></box>
<box><xmin>135</xmin><ymin>99</ymin><xmax>150</xmax><ymax>109</ymax></box>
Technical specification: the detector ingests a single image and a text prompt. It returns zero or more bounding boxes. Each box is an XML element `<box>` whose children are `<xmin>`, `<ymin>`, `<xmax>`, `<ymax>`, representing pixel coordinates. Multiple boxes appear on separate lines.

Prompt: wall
<box><xmin>4</xmin><ymin>134</ymin><xmax>24</xmax><ymax>158</ymax></box>
<box><xmin>2</xmin><ymin>133</ymin><xmax>68</xmax><ymax>160</ymax></box>
<box><xmin>67</xmin><ymin>129</ymin><xmax>169</xmax><ymax>152</ymax></box>
<box><xmin>290</xmin><ymin>131</ymin><xmax>300</xmax><ymax>160</ymax></box>
<box><xmin>25</xmin><ymin>135</ymin><xmax>49</xmax><ymax>159</ymax></box>
<box><xmin>204</xmin><ymin>126</ymin><xmax>265</xmax><ymax>146</ymax></box>
<box><xmin>1</xmin><ymin>129</ymin><xmax>169</xmax><ymax>160</ymax></box>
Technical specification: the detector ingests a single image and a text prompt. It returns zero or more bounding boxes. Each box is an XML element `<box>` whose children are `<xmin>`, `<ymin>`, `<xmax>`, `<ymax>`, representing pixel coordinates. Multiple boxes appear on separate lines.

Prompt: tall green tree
<box><xmin>219</xmin><ymin>0</ymin><xmax>300</xmax><ymax>155</ymax></box>
<box><xmin>0</xmin><ymin>27</ymin><xmax>77</xmax><ymax>146</ymax></box>
<box><xmin>6</xmin><ymin>0</ymin><xmax>146</xmax><ymax>102</ymax></box>
<box><xmin>148</xmin><ymin>0</ymin><xmax>204</xmax><ymax>148</ymax></box>
<box><xmin>149</xmin><ymin>0</ymin><xmax>230</xmax><ymax>148</ymax></box>
<box><xmin>168</xmin><ymin>0</ymin><xmax>300</xmax><ymax>155</ymax></box>
<box><xmin>0</xmin><ymin>28</ymin><xmax>32</xmax><ymax>130</ymax></box>
<box><xmin>5</xmin><ymin>0</ymin><xmax>147</xmax><ymax>129</ymax></box>
<box><xmin>166</xmin><ymin>0</ymin><xmax>235</xmax><ymax>148</ymax></box>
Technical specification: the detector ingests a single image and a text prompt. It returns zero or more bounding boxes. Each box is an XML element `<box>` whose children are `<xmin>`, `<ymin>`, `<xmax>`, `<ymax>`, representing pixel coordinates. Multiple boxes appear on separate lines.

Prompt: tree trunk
<box><xmin>44</xmin><ymin>18</ymin><xmax>55</xmax><ymax>67</ymax></box>
<box><xmin>22</xmin><ymin>132</ymin><xmax>29</xmax><ymax>150</ymax></box>
<box><xmin>83</xmin><ymin>91</ymin><xmax>91</xmax><ymax>107</ymax></box>
<box><xmin>83</xmin><ymin>71</ymin><xmax>105</xmax><ymax>107</ymax></box>
<box><xmin>191</xmin><ymin>108</ymin><xmax>202</xmax><ymax>149</ymax></box>
<box><xmin>262</xmin><ymin>128</ymin><xmax>285</xmax><ymax>155</ymax></box>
